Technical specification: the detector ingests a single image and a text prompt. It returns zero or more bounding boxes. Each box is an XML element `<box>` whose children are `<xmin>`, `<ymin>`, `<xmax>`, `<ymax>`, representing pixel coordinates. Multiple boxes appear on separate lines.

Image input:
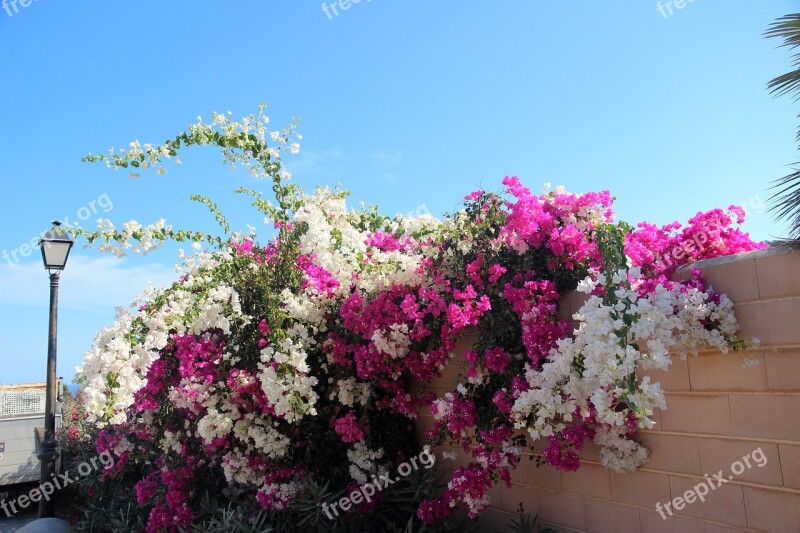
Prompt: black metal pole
<box><xmin>38</xmin><ymin>271</ymin><xmax>60</xmax><ymax>518</ymax></box>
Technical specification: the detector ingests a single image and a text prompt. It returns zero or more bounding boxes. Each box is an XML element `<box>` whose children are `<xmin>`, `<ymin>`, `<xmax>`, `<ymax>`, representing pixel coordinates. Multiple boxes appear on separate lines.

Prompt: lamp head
<box><xmin>39</xmin><ymin>221</ymin><xmax>74</xmax><ymax>272</ymax></box>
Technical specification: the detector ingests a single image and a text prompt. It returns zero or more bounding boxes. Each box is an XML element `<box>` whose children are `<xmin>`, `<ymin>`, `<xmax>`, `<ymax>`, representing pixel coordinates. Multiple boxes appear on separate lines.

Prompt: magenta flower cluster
<box><xmin>81</xmin><ymin>176</ymin><xmax>766</xmax><ymax>530</ymax></box>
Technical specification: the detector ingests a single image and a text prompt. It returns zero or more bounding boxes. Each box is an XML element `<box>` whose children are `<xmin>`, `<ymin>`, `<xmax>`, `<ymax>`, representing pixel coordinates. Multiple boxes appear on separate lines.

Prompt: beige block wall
<box><xmin>416</xmin><ymin>247</ymin><xmax>800</xmax><ymax>533</ymax></box>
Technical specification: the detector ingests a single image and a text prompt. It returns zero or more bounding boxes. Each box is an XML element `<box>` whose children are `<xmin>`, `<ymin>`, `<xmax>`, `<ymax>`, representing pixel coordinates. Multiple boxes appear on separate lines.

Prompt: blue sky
<box><xmin>0</xmin><ymin>1</ymin><xmax>797</xmax><ymax>385</ymax></box>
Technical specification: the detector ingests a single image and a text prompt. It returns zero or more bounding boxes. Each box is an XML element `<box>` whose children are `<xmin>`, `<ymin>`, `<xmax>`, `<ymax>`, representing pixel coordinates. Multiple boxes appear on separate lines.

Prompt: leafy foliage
<box><xmin>68</xmin><ymin>105</ymin><xmax>765</xmax><ymax>531</ymax></box>
<box><xmin>766</xmin><ymin>13</ymin><xmax>800</xmax><ymax>247</ymax></box>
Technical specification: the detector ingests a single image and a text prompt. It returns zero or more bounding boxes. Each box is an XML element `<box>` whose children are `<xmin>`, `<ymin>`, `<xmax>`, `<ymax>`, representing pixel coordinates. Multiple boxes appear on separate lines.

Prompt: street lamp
<box><xmin>37</xmin><ymin>221</ymin><xmax>73</xmax><ymax>518</ymax></box>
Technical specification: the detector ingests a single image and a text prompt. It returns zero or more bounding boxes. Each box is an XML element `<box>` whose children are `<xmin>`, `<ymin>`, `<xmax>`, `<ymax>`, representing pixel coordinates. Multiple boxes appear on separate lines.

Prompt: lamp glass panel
<box><xmin>42</xmin><ymin>241</ymin><xmax>71</xmax><ymax>268</ymax></box>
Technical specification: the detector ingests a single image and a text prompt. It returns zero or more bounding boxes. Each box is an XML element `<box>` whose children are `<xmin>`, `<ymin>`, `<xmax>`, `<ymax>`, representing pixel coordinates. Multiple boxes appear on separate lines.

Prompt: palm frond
<box><xmin>767</xmin><ymin>69</ymin><xmax>800</xmax><ymax>99</ymax></box>
<box><xmin>765</xmin><ymin>14</ymin><xmax>800</xmax><ymax>244</ymax></box>
<box><xmin>768</xmin><ymin>164</ymin><xmax>800</xmax><ymax>244</ymax></box>
<box><xmin>764</xmin><ymin>14</ymin><xmax>800</xmax><ymax>46</ymax></box>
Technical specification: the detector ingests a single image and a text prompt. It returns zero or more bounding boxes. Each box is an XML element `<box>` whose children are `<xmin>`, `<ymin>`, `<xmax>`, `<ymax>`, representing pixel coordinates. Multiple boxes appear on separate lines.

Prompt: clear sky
<box><xmin>0</xmin><ymin>1</ymin><xmax>797</xmax><ymax>386</ymax></box>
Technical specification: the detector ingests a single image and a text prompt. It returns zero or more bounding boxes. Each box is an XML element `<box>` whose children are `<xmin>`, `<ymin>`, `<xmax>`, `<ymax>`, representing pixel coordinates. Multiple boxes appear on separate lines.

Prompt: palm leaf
<box><xmin>765</xmin><ymin>14</ymin><xmax>800</xmax><ymax>244</ymax></box>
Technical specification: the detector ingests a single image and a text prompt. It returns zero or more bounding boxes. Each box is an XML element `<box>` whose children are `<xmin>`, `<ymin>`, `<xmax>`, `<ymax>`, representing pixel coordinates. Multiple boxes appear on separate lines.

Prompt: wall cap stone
<box><xmin>675</xmin><ymin>244</ymin><xmax>795</xmax><ymax>272</ymax></box>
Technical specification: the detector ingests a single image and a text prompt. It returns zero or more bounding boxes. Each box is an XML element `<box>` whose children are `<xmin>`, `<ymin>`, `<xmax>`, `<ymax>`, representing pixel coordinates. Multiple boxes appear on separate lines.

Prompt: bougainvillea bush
<box><xmin>71</xmin><ymin>106</ymin><xmax>767</xmax><ymax>531</ymax></box>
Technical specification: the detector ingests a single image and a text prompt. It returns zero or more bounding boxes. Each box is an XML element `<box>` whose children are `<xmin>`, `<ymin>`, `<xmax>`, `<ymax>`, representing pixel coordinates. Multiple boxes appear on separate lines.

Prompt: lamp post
<box><xmin>37</xmin><ymin>221</ymin><xmax>73</xmax><ymax>518</ymax></box>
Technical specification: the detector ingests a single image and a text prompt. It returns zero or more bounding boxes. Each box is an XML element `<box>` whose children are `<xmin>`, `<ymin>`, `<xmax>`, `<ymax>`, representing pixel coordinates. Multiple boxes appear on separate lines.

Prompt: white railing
<box><xmin>0</xmin><ymin>388</ymin><xmax>47</xmax><ymax>417</ymax></box>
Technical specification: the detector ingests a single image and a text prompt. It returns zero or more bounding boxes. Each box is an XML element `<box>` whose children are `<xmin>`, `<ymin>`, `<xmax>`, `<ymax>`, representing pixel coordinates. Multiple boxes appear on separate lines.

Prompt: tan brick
<box><xmin>694</xmin><ymin>256</ymin><xmax>760</xmax><ymax>303</ymax></box>
<box><xmin>580</xmin><ymin>440</ymin><xmax>603</xmax><ymax>462</ymax></box>
<box><xmin>415</xmin><ymin>413</ymin><xmax>436</xmax><ymax>443</ymax></box>
<box><xmin>639</xmin><ymin>509</ymin><xmax>707</xmax><ymax>533</ymax></box>
<box><xmin>432</xmin><ymin>356</ymin><xmax>463</xmax><ymax>389</ymax></box>
<box><xmin>756</xmin><ymin>250</ymin><xmax>800</xmax><ymax>300</ymax></box>
<box><xmin>561</xmin><ymin>462</ymin><xmax>611</xmax><ymax>498</ymax></box>
<box><xmin>432</xmin><ymin>446</ymin><xmax>471</xmax><ymax>473</ymax></box>
<box><xmin>703</xmin><ymin>524</ymin><xmax>753</xmax><ymax>533</ymax></box>
<box><xmin>637</xmin><ymin>433</ymin><xmax>701</xmax><ymax>475</ymax></box>
<box><xmin>444</xmin><ymin>503</ymin><xmax>468</xmax><ymax>524</ymax></box>
<box><xmin>571</xmin><ymin>291</ymin><xmax>589</xmax><ymax>315</ymax></box>
<box><xmin>528</xmin><ymin>437</ymin><xmax>549</xmax><ymax>450</ymax></box>
<box><xmin>778</xmin><ymin>444</ymin><xmax>800</xmax><ymax>490</ymax></box>
<box><xmin>734</xmin><ymin>298</ymin><xmax>800</xmax><ymax>347</ymax></box>
<box><xmin>743</xmin><ymin>486</ymin><xmax>800</xmax><ymax>532</ymax></box>
<box><xmin>640</xmin><ymin>355</ymin><xmax>691</xmax><ymax>392</ymax></box>
<box><xmin>585</xmin><ymin>500</ymin><xmax>641</xmax><ymax>532</ymax></box>
<box><xmin>439</xmin><ymin>466</ymin><xmax>455</xmax><ymax>481</ymax></box>
<box><xmin>557</xmin><ymin>295</ymin><xmax>572</xmax><ymax>321</ymax></box>
<box><xmin>610</xmin><ymin>470</ymin><xmax>671</xmax><ymax>508</ymax></box>
<box><xmin>457</xmin><ymin>328</ymin><xmax>479</xmax><ymax>348</ymax></box>
<box><xmin>659</xmin><ymin>394</ymin><xmax>732</xmax><ymax>435</ymax></box>
<box><xmin>649</xmin><ymin>403</ymin><xmax>664</xmax><ymax>431</ymax></box>
<box><xmin>510</xmin><ymin>463</ymin><xmax>528</xmax><ymax>486</ymax></box>
<box><xmin>528</xmin><ymin>462</ymin><xmax>563</xmax><ymax>490</ymax></box>
<box><xmin>765</xmin><ymin>350</ymin><xmax>800</xmax><ymax>391</ymax></box>
<box><xmin>434</xmin><ymin>443</ymin><xmax>459</xmax><ymax>457</ymax></box>
<box><xmin>441</xmin><ymin>448</ymin><xmax>472</xmax><ymax>470</ymax></box>
<box><xmin>687</xmin><ymin>351</ymin><xmax>768</xmax><ymax>392</ymax></box>
<box><xmin>729</xmin><ymin>394</ymin><xmax>800</xmax><ymax>441</ymax></box>
<box><xmin>487</xmin><ymin>479</ymin><xmax>505</xmax><ymax>511</ymax></box>
<box><xmin>510</xmin><ymin>454</ymin><xmax>533</xmax><ymax>485</ymax></box>
<box><xmin>539</xmin><ymin>489</ymin><xmax>586</xmax><ymax>530</ymax></box>
<box><xmin>537</xmin><ymin>524</ymin><xmax>575</xmax><ymax>533</ymax></box>
<box><xmin>667</xmin><ymin>475</ymin><xmax>746</xmax><ymax>527</ymax></box>
<box><xmin>474</xmin><ymin>508</ymin><xmax>512</xmax><ymax>531</ymax></box>
<box><xmin>499</xmin><ymin>483</ymin><xmax>540</xmax><ymax>514</ymax></box>
<box><xmin>697</xmin><ymin>439</ymin><xmax>782</xmax><ymax>487</ymax></box>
